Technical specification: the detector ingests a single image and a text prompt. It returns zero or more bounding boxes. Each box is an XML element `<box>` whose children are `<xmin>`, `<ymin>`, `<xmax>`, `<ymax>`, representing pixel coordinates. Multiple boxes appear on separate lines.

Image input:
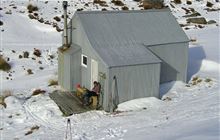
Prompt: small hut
<box><xmin>58</xmin><ymin>9</ymin><xmax>189</xmax><ymax>111</ymax></box>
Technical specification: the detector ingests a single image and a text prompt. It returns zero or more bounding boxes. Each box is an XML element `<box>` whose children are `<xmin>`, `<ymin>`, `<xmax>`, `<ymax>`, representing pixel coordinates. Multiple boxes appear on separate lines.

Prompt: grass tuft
<box><xmin>48</xmin><ymin>79</ymin><xmax>58</xmax><ymax>86</ymax></box>
<box><xmin>32</xmin><ymin>89</ymin><xmax>46</xmax><ymax>96</ymax></box>
<box><xmin>0</xmin><ymin>56</ymin><xmax>11</xmax><ymax>72</ymax></box>
<box><xmin>27</xmin><ymin>4</ymin><xmax>38</xmax><ymax>13</ymax></box>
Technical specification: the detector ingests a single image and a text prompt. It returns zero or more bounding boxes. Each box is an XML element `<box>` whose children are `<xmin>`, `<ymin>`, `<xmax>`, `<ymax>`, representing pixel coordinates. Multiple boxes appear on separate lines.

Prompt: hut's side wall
<box><xmin>149</xmin><ymin>42</ymin><xmax>188</xmax><ymax>83</ymax></box>
<box><xmin>69</xmin><ymin>15</ymin><xmax>109</xmax><ymax>105</ymax></box>
<box><xmin>104</xmin><ymin>63</ymin><xmax>160</xmax><ymax>111</ymax></box>
<box><xmin>62</xmin><ymin>54</ymin><xmax>71</xmax><ymax>90</ymax></box>
<box><xmin>58</xmin><ymin>51</ymin><xmax>64</xmax><ymax>87</ymax></box>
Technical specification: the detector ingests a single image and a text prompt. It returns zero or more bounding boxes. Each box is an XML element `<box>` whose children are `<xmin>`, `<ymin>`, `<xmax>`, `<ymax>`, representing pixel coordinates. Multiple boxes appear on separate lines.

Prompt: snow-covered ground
<box><xmin>0</xmin><ymin>0</ymin><xmax>219</xmax><ymax>140</ymax></box>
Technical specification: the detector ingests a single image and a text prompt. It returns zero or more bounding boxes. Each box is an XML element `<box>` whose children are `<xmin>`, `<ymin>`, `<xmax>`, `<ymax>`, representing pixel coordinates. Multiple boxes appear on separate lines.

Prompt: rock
<box><xmin>19</xmin><ymin>10</ymin><xmax>25</xmax><ymax>13</ymax></box>
<box><xmin>27</xmin><ymin>69</ymin><xmax>33</xmax><ymax>75</ymax></box>
<box><xmin>0</xmin><ymin>20</ymin><xmax>3</xmax><ymax>26</ymax></box>
<box><xmin>186</xmin><ymin>0</ymin><xmax>192</xmax><ymax>5</ymax></box>
<box><xmin>206</xmin><ymin>2</ymin><xmax>213</xmax><ymax>7</ymax></box>
<box><xmin>183</xmin><ymin>12</ymin><xmax>201</xmax><ymax>17</ymax></box>
<box><xmin>28</xmin><ymin>14</ymin><xmax>36</xmax><ymax>19</ymax></box>
<box><xmin>189</xmin><ymin>8</ymin><xmax>195</xmax><ymax>12</ymax></box>
<box><xmin>174</xmin><ymin>0</ymin><xmax>181</xmax><ymax>4</ymax></box>
<box><xmin>39</xmin><ymin>67</ymin><xmax>44</xmax><ymax>70</ymax></box>
<box><xmin>182</xmin><ymin>7</ymin><xmax>191</xmax><ymax>14</ymax></box>
<box><xmin>53</xmin><ymin>16</ymin><xmax>61</xmax><ymax>22</ymax></box>
<box><xmin>27</xmin><ymin>4</ymin><xmax>38</xmax><ymax>13</ymax></box>
<box><xmin>197</xmin><ymin>25</ymin><xmax>204</xmax><ymax>28</ymax></box>
<box><xmin>111</xmin><ymin>0</ymin><xmax>124</xmax><ymax>6</ymax></box>
<box><xmin>93</xmin><ymin>0</ymin><xmax>108</xmax><ymax>7</ymax></box>
<box><xmin>23</xmin><ymin>51</ymin><xmax>29</xmax><ymax>58</ymax></box>
<box><xmin>207</xmin><ymin>20</ymin><xmax>216</xmax><ymax>24</ymax></box>
<box><xmin>18</xmin><ymin>55</ymin><xmax>23</xmax><ymax>59</ymax></box>
<box><xmin>55</xmin><ymin>25</ymin><xmax>63</xmax><ymax>32</ymax></box>
<box><xmin>33</xmin><ymin>48</ymin><xmax>41</xmax><ymax>57</ymax></box>
<box><xmin>77</xmin><ymin>8</ymin><xmax>83</xmax><ymax>11</ymax></box>
<box><xmin>33</xmin><ymin>13</ymin><xmax>39</xmax><ymax>17</ymax></box>
<box><xmin>187</xmin><ymin>17</ymin><xmax>207</xmax><ymax>24</ymax></box>
<box><xmin>5</xmin><ymin>10</ymin><xmax>12</xmax><ymax>14</ymax></box>
<box><xmin>38</xmin><ymin>18</ymin><xmax>44</xmax><ymax>23</ymax></box>
<box><xmin>121</xmin><ymin>6</ymin><xmax>129</xmax><ymax>10</ymax></box>
<box><xmin>44</xmin><ymin>21</ymin><xmax>51</xmax><ymax>25</ymax></box>
<box><xmin>101</xmin><ymin>8</ymin><xmax>107</xmax><ymax>11</ymax></box>
<box><xmin>140</xmin><ymin>0</ymin><xmax>164</xmax><ymax>9</ymax></box>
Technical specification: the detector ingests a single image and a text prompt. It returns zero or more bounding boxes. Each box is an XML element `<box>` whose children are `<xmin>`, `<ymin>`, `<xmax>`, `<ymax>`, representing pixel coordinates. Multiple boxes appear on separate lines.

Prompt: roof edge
<box><xmin>108</xmin><ymin>61</ymin><xmax>161</xmax><ymax>69</ymax></box>
<box><xmin>75</xmin><ymin>8</ymin><xmax>171</xmax><ymax>15</ymax></box>
<box><xmin>143</xmin><ymin>40</ymin><xmax>190</xmax><ymax>47</ymax></box>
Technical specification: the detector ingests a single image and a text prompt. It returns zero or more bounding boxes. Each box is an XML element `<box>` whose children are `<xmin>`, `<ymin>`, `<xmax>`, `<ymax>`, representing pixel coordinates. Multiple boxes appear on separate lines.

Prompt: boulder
<box><xmin>187</xmin><ymin>17</ymin><xmax>207</xmax><ymax>24</ymax></box>
<box><xmin>183</xmin><ymin>12</ymin><xmax>201</xmax><ymax>17</ymax></box>
<box><xmin>207</xmin><ymin>20</ymin><xmax>216</xmax><ymax>24</ymax></box>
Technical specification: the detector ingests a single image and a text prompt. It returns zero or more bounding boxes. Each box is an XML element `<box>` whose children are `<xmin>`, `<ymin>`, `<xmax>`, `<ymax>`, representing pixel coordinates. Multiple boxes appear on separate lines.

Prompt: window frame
<box><xmin>81</xmin><ymin>54</ymin><xmax>88</xmax><ymax>67</ymax></box>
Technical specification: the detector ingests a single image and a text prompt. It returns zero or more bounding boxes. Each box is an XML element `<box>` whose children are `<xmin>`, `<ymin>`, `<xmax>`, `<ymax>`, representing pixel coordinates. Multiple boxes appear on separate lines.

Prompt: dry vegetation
<box><xmin>53</xmin><ymin>16</ymin><xmax>61</xmax><ymax>22</ymax></box>
<box><xmin>48</xmin><ymin>79</ymin><xmax>58</xmax><ymax>86</ymax></box>
<box><xmin>185</xmin><ymin>76</ymin><xmax>213</xmax><ymax>87</ymax></box>
<box><xmin>0</xmin><ymin>90</ymin><xmax>13</xmax><ymax>108</ymax></box>
<box><xmin>173</xmin><ymin>0</ymin><xmax>181</xmax><ymax>4</ymax></box>
<box><xmin>32</xmin><ymin>89</ymin><xmax>46</xmax><ymax>96</ymax></box>
<box><xmin>205</xmin><ymin>78</ymin><xmax>212</xmax><ymax>83</ymax></box>
<box><xmin>25</xmin><ymin>125</ymin><xmax>40</xmax><ymax>136</ymax></box>
<box><xmin>27</xmin><ymin>4</ymin><xmax>38</xmax><ymax>13</ymax></box>
<box><xmin>27</xmin><ymin>69</ymin><xmax>33</xmax><ymax>75</ymax></box>
<box><xmin>33</xmin><ymin>48</ymin><xmax>41</xmax><ymax>57</ymax></box>
<box><xmin>122</xmin><ymin>6</ymin><xmax>129</xmax><ymax>10</ymax></box>
<box><xmin>0</xmin><ymin>56</ymin><xmax>11</xmax><ymax>72</ymax></box>
<box><xmin>93</xmin><ymin>0</ymin><xmax>108</xmax><ymax>7</ymax></box>
<box><xmin>139</xmin><ymin>0</ymin><xmax>164</xmax><ymax>9</ymax></box>
<box><xmin>111</xmin><ymin>0</ymin><xmax>124</xmax><ymax>6</ymax></box>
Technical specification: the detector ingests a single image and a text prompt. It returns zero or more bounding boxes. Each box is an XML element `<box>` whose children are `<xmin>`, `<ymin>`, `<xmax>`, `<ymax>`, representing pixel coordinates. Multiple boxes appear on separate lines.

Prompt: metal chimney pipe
<box><xmin>63</xmin><ymin>1</ymin><xmax>68</xmax><ymax>48</ymax></box>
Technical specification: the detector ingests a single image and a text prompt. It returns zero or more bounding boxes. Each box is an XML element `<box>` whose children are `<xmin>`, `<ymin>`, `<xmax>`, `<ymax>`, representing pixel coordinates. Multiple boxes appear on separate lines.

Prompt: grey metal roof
<box><xmin>97</xmin><ymin>43</ymin><xmax>161</xmax><ymax>68</ymax></box>
<box><xmin>75</xmin><ymin>9</ymin><xmax>189</xmax><ymax>67</ymax></box>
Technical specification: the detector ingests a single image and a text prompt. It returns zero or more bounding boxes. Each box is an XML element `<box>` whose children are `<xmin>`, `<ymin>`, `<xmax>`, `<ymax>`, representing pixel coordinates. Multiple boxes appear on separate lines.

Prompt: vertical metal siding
<box><xmin>62</xmin><ymin>54</ymin><xmax>71</xmax><ymax>90</ymax></box>
<box><xmin>71</xmin><ymin>15</ymin><xmax>109</xmax><ymax>90</ymax></box>
<box><xmin>70</xmin><ymin>50</ymin><xmax>82</xmax><ymax>91</ymax></box>
<box><xmin>58</xmin><ymin>51</ymin><xmax>64</xmax><ymax>87</ymax></box>
<box><xmin>104</xmin><ymin>63</ymin><xmax>160</xmax><ymax>111</ymax></box>
<box><xmin>149</xmin><ymin>42</ymin><xmax>188</xmax><ymax>83</ymax></box>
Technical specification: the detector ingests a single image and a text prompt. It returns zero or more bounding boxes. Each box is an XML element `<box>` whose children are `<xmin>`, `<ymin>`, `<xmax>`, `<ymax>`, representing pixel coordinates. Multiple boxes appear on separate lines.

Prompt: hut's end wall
<box><xmin>149</xmin><ymin>42</ymin><xmax>188</xmax><ymax>83</ymax></box>
<box><xmin>104</xmin><ymin>63</ymin><xmax>161</xmax><ymax>111</ymax></box>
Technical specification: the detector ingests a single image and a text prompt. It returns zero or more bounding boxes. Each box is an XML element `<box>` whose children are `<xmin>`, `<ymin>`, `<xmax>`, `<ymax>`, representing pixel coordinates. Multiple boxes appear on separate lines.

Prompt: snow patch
<box><xmin>200</xmin><ymin>60</ymin><xmax>220</xmax><ymax>72</ymax></box>
<box><xmin>117</xmin><ymin>97</ymin><xmax>164</xmax><ymax>112</ymax></box>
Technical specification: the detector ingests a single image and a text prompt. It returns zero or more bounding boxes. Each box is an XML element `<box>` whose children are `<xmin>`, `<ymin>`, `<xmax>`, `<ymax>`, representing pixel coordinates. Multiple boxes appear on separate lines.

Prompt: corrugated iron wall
<box><xmin>149</xmin><ymin>42</ymin><xmax>188</xmax><ymax>83</ymax></box>
<box><xmin>58</xmin><ymin>51</ymin><xmax>64</xmax><ymax>87</ymax></box>
<box><xmin>103</xmin><ymin>63</ymin><xmax>160</xmax><ymax>111</ymax></box>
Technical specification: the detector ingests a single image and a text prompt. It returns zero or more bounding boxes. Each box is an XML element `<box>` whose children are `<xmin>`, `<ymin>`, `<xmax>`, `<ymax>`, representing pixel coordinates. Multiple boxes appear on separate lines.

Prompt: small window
<box><xmin>81</xmin><ymin>54</ymin><xmax>88</xmax><ymax>67</ymax></box>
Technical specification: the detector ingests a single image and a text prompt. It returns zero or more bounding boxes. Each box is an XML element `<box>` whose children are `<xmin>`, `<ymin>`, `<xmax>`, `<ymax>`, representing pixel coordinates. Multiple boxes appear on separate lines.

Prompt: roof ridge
<box><xmin>76</xmin><ymin>8</ymin><xmax>170</xmax><ymax>15</ymax></box>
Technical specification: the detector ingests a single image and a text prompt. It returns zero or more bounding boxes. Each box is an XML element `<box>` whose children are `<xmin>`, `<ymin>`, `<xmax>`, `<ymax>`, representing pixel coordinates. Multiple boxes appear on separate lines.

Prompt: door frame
<box><xmin>91</xmin><ymin>59</ymin><xmax>98</xmax><ymax>88</ymax></box>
